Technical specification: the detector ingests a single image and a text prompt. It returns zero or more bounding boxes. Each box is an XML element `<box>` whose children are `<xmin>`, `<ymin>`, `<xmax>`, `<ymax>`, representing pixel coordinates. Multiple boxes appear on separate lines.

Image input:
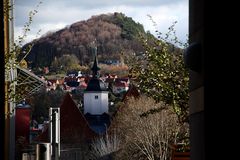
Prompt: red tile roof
<box><xmin>79</xmin><ymin>82</ymin><xmax>87</xmax><ymax>88</ymax></box>
<box><xmin>61</xmin><ymin>93</ymin><xmax>98</xmax><ymax>143</ymax></box>
<box><xmin>34</xmin><ymin>93</ymin><xmax>97</xmax><ymax>143</ymax></box>
<box><xmin>122</xmin><ymin>85</ymin><xmax>140</xmax><ymax>102</ymax></box>
<box><xmin>57</xmin><ymin>79</ymin><xmax>65</xmax><ymax>85</ymax></box>
<box><xmin>47</xmin><ymin>79</ymin><xmax>57</xmax><ymax>84</ymax></box>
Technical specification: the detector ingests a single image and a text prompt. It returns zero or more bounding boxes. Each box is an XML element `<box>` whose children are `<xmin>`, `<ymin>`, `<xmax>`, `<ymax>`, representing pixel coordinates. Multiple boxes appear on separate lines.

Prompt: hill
<box><xmin>20</xmin><ymin>12</ymin><xmax>151</xmax><ymax>71</ymax></box>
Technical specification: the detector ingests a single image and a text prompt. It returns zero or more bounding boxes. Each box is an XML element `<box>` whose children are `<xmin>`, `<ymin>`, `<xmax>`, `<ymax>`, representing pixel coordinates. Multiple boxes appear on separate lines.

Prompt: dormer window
<box><xmin>95</xmin><ymin>95</ymin><xmax>98</xmax><ymax>99</ymax></box>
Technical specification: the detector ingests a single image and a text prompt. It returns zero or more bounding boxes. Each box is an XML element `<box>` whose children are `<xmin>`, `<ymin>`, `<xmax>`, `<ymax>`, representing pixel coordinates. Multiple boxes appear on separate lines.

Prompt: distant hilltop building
<box><xmin>99</xmin><ymin>59</ymin><xmax>121</xmax><ymax>66</ymax></box>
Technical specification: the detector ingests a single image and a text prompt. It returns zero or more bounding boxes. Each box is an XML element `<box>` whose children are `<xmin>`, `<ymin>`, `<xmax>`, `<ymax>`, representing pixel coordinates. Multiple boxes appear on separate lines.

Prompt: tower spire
<box><xmin>91</xmin><ymin>46</ymin><xmax>100</xmax><ymax>78</ymax></box>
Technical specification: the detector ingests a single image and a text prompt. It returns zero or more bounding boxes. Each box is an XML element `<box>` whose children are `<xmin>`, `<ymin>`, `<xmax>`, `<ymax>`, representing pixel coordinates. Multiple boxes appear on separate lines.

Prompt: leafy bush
<box><xmin>129</xmin><ymin>19</ymin><xmax>189</xmax><ymax>123</ymax></box>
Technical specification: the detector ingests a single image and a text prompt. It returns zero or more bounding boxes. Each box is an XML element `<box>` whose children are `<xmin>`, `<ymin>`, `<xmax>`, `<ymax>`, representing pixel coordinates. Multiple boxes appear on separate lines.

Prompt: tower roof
<box><xmin>91</xmin><ymin>55</ymin><xmax>100</xmax><ymax>78</ymax></box>
<box><xmin>85</xmin><ymin>53</ymin><xmax>107</xmax><ymax>92</ymax></box>
<box><xmin>85</xmin><ymin>78</ymin><xmax>107</xmax><ymax>91</ymax></box>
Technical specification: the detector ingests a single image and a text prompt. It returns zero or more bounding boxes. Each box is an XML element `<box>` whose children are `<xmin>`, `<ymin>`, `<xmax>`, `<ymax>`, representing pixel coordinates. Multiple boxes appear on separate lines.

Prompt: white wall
<box><xmin>84</xmin><ymin>92</ymin><xmax>108</xmax><ymax>115</ymax></box>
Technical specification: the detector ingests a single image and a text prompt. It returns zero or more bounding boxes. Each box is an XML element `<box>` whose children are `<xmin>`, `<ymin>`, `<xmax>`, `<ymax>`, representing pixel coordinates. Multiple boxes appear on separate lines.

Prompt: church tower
<box><xmin>83</xmin><ymin>47</ymin><xmax>108</xmax><ymax>115</ymax></box>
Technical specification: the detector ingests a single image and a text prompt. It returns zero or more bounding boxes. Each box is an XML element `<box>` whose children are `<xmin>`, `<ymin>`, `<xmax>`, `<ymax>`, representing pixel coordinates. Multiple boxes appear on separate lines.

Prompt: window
<box><xmin>95</xmin><ymin>95</ymin><xmax>98</xmax><ymax>99</ymax></box>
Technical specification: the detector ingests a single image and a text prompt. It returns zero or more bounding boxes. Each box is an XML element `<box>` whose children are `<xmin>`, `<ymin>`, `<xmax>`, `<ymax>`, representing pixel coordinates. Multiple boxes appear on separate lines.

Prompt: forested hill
<box><xmin>20</xmin><ymin>12</ymin><xmax>152</xmax><ymax>70</ymax></box>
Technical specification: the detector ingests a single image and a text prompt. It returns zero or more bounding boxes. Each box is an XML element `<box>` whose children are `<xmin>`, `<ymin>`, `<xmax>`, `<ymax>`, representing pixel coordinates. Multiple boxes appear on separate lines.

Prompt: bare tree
<box><xmin>111</xmin><ymin>96</ymin><xmax>189</xmax><ymax>160</ymax></box>
<box><xmin>90</xmin><ymin>132</ymin><xmax>121</xmax><ymax>160</ymax></box>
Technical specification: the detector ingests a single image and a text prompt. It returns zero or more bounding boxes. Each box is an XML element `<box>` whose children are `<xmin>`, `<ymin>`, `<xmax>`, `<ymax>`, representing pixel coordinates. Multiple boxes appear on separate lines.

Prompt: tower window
<box><xmin>95</xmin><ymin>95</ymin><xmax>98</xmax><ymax>99</ymax></box>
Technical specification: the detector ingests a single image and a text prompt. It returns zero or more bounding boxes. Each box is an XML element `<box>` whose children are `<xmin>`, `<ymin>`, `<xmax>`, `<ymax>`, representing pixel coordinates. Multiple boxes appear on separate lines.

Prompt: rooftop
<box><xmin>85</xmin><ymin>78</ymin><xmax>108</xmax><ymax>91</ymax></box>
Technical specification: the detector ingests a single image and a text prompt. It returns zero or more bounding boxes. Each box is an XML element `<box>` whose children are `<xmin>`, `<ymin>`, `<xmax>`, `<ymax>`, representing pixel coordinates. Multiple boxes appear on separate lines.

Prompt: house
<box><xmin>66</xmin><ymin>71</ymin><xmax>78</xmax><ymax>77</ymax></box>
<box><xmin>112</xmin><ymin>81</ymin><xmax>129</xmax><ymax>94</ymax></box>
<box><xmin>112</xmin><ymin>78</ymin><xmax>130</xmax><ymax>94</ymax></box>
<box><xmin>64</xmin><ymin>76</ymin><xmax>78</xmax><ymax>83</ymax></box>
<box><xmin>122</xmin><ymin>84</ymin><xmax>140</xmax><ymax>102</ymax></box>
<box><xmin>46</xmin><ymin>79</ymin><xmax>58</xmax><ymax>91</ymax></box>
<box><xmin>46</xmin><ymin>78</ymin><xmax>65</xmax><ymax>91</ymax></box>
<box><xmin>78</xmin><ymin>81</ymin><xmax>88</xmax><ymax>90</ymax></box>
<box><xmin>63</xmin><ymin>76</ymin><xmax>80</xmax><ymax>92</ymax></box>
<box><xmin>77</xmin><ymin>76</ymin><xmax>85</xmax><ymax>82</ymax></box>
<box><xmin>103</xmin><ymin>59</ymin><xmax>121</xmax><ymax>65</ymax></box>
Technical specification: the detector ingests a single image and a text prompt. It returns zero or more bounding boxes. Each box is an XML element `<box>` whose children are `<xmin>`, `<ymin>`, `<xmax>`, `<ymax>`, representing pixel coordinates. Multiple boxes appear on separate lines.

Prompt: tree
<box><xmin>51</xmin><ymin>54</ymin><xmax>81</xmax><ymax>73</ymax></box>
<box><xmin>129</xmin><ymin>21</ymin><xmax>189</xmax><ymax>123</ymax></box>
<box><xmin>30</xmin><ymin>87</ymin><xmax>65</xmax><ymax>123</ymax></box>
<box><xmin>5</xmin><ymin>1</ymin><xmax>43</xmax><ymax>106</ymax></box>
<box><xmin>90</xmin><ymin>133</ymin><xmax>121</xmax><ymax>159</ymax></box>
<box><xmin>111</xmin><ymin>96</ymin><xmax>188</xmax><ymax>160</ymax></box>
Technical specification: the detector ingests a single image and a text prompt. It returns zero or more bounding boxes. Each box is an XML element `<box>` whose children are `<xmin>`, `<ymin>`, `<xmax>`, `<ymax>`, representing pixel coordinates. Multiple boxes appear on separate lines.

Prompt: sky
<box><xmin>14</xmin><ymin>0</ymin><xmax>188</xmax><ymax>45</ymax></box>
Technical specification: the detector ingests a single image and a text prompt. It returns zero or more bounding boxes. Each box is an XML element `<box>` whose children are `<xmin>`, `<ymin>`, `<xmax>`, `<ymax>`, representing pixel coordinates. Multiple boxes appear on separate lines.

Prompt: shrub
<box><xmin>111</xmin><ymin>96</ymin><xmax>189</xmax><ymax>160</ymax></box>
<box><xmin>90</xmin><ymin>133</ymin><xmax>121</xmax><ymax>159</ymax></box>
